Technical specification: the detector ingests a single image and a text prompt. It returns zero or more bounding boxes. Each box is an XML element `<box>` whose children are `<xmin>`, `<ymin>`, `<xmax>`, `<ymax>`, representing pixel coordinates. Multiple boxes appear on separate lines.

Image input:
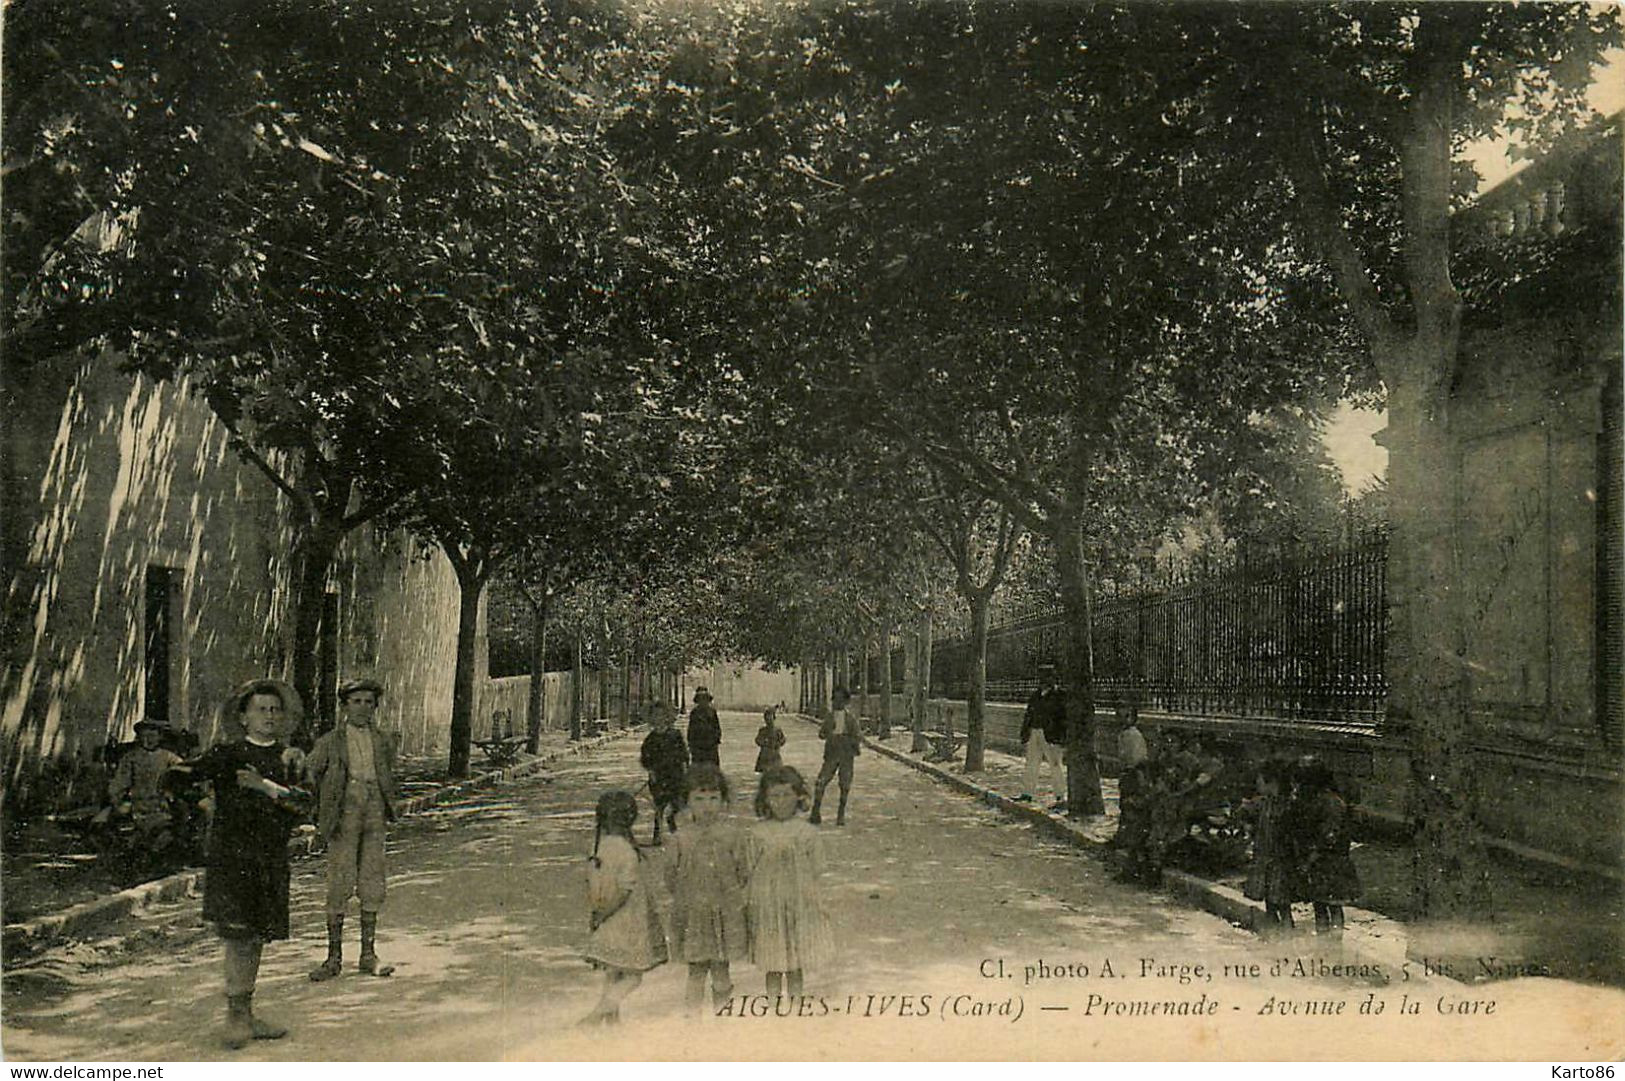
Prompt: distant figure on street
<box><xmin>172</xmin><ymin>679</ymin><xmax>308</xmax><ymax>1050</ymax></box>
<box><xmin>754</xmin><ymin>706</ymin><xmax>786</xmax><ymax>774</ymax></box>
<box><xmin>809</xmin><ymin>686</ymin><xmax>861</xmax><ymax>826</ymax></box>
<box><xmin>1018</xmin><ymin>664</ymin><xmax>1067</xmax><ymax>809</ymax></box>
<box><xmin>640</xmin><ymin>702</ymin><xmax>689</xmax><ymax>843</ymax></box>
<box><xmin>582</xmin><ymin>790</ymin><xmax>667</xmax><ymax>1025</ymax></box>
<box><xmin>306</xmin><ymin>677</ymin><xmax>399</xmax><ymax>981</ymax></box>
<box><xmin>688</xmin><ymin>686</ymin><xmax>722</xmax><ymax>766</ymax></box>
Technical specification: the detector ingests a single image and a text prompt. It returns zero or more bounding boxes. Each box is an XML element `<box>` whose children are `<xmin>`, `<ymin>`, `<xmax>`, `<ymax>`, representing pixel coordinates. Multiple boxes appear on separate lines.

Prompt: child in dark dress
<box><xmin>1291</xmin><ymin>758</ymin><xmax>1361</xmax><ymax>935</ymax></box>
<box><xmin>640</xmin><ymin>702</ymin><xmax>688</xmax><ymax>844</ymax></box>
<box><xmin>1241</xmin><ymin>758</ymin><xmax>1297</xmax><ymax>936</ymax></box>
<box><xmin>173</xmin><ymin>679</ymin><xmax>309</xmax><ymax>1050</ymax></box>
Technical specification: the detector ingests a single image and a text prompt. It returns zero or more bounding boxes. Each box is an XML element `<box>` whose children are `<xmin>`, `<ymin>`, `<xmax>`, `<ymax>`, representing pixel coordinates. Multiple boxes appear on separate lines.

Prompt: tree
<box><xmin>907</xmin><ymin>462</ymin><xmax>1021</xmax><ymax>772</ymax></box>
<box><xmin>1198</xmin><ymin>2</ymin><xmax>1621</xmax><ymax>915</ymax></box>
<box><xmin>2</xmin><ymin>0</ymin><xmax>662</xmax><ymax>734</ymax></box>
<box><xmin>656</xmin><ymin>3</ymin><xmax>1359</xmax><ymax>815</ymax></box>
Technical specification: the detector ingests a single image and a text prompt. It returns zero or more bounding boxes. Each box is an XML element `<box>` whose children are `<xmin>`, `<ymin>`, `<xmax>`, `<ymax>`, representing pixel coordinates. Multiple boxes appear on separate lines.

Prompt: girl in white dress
<box><xmin>582</xmin><ymin>790</ymin><xmax>666</xmax><ymax>1025</ymax></box>
<box><xmin>667</xmin><ymin>764</ymin><xmax>750</xmax><ymax>1014</ymax></box>
<box><xmin>747</xmin><ymin>765</ymin><xmax>834</xmax><ymax>998</ymax></box>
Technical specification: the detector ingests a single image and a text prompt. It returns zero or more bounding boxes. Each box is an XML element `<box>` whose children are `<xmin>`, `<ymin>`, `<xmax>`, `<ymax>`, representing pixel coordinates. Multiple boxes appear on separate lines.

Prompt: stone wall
<box><xmin>683</xmin><ymin>664</ymin><xmax>799</xmax><ymax>711</ymax></box>
<box><xmin>858</xmin><ymin>693</ymin><xmax>1621</xmax><ymax>870</ymax></box>
<box><xmin>476</xmin><ymin>672</ymin><xmax>605</xmax><ymax>740</ymax></box>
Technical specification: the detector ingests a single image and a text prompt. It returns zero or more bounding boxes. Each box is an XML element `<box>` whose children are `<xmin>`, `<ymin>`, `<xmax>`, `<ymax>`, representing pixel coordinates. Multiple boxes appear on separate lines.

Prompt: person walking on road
<box><xmin>809</xmin><ymin>686</ymin><xmax>861</xmax><ymax>826</ymax></box>
<box><xmin>306</xmin><ymin>677</ymin><xmax>399</xmax><ymax>981</ymax></box>
<box><xmin>688</xmin><ymin>686</ymin><xmax>722</xmax><ymax>766</ymax></box>
<box><xmin>1018</xmin><ymin>664</ymin><xmax>1067</xmax><ymax>809</ymax></box>
<box><xmin>754</xmin><ymin>706</ymin><xmax>786</xmax><ymax>774</ymax></box>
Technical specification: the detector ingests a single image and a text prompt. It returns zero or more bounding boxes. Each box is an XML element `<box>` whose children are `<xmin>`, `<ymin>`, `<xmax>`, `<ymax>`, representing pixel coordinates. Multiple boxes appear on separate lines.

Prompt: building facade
<box><xmin>1</xmin><ymin>353</ymin><xmax>467</xmax><ymax>816</ymax></box>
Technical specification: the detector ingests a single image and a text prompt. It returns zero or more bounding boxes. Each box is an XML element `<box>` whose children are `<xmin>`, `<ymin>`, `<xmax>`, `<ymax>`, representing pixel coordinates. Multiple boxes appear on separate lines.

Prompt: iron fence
<box><xmin>929</xmin><ymin>529</ymin><xmax>1390</xmax><ymax>726</ymax></box>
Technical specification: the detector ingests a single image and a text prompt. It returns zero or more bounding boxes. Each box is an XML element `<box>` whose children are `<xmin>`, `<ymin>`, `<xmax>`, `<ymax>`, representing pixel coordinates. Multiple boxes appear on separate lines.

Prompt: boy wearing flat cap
<box><xmin>306</xmin><ymin>677</ymin><xmax>400</xmax><ymax>980</ymax></box>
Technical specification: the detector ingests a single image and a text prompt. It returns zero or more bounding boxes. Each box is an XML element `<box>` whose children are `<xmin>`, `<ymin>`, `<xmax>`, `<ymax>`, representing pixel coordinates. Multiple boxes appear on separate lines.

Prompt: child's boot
<box><xmin>712</xmin><ymin>965</ymin><xmax>734</xmax><ymax>1015</ymax></box>
<box><xmin>246</xmin><ymin>993</ymin><xmax>288</xmax><ymax>1041</ymax></box>
<box><xmin>309</xmin><ymin>915</ymin><xmax>344</xmax><ymax>981</ymax></box>
<box><xmin>358</xmin><ymin>911</ymin><xmax>395</xmax><ymax>976</ymax></box>
<box><xmin>222</xmin><ymin>994</ymin><xmax>254</xmax><ymax>1050</ymax></box>
<box><xmin>686</xmin><ymin>964</ymin><xmax>709</xmax><ymax>1012</ymax></box>
<box><xmin>836</xmin><ymin>792</ymin><xmax>849</xmax><ymax>827</ymax></box>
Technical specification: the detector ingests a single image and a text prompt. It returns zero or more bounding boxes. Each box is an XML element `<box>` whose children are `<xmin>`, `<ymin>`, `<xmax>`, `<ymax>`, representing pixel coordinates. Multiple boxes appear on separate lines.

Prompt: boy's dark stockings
<box><xmin>651</xmin><ymin>801</ymin><xmax>680</xmax><ymax>843</ymax></box>
<box><xmin>1264</xmin><ymin>903</ymin><xmax>1295</xmax><ymax>936</ymax></box>
<box><xmin>1313</xmin><ymin>903</ymin><xmax>1345</xmax><ymax>934</ymax></box>
<box><xmin>310</xmin><ymin>915</ymin><xmax>344</xmax><ymax>981</ymax></box>
<box><xmin>222</xmin><ymin>938</ymin><xmax>286</xmax><ymax>1049</ymax></box>
<box><xmin>686</xmin><ymin>961</ymin><xmax>733</xmax><ymax>1013</ymax></box>
<box><xmin>765</xmin><ymin>970</ymin><xmax>804</xmax><ymax>998</ymax></box>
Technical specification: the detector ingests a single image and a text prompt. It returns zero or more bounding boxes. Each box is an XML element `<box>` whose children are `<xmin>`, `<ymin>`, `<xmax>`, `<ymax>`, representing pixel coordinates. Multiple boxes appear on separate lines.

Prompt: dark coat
<box><xmin>192</xmin><ymin>740</ymin><xmax>300</xmax><ymax>941</ymax></box>
<box><xmin>1291</xmin><ymin>789</ymin><xmax>1361</xmax><ymax>904</ymax></box>
<box><xmin>688</xmin><ymin>705</ymin><xmax>722</xmax><ymax>764</ymax></box>
<box><xmin>1021</xmin><ymin>687</ymin><xmax>1068</xmax><ymax>745</ymax></box>
<box><xmin>753</xmin><ymin>724</ymin><xmax>785</xmax><ymax>773</ymax></box>
<box><xmin>306</xmin><ymin>723</ymin><xmax>399</xmax><ymax>841</ymax></box>
<box><xmin>1243</xmin><ymin>793</ymin><xmax>1296</xmax><ymax>905</ymax></box>
<box><xmin>641</xmin><ymin>727</ymin><xmax>689</xmax><ymax>803</ymax></box>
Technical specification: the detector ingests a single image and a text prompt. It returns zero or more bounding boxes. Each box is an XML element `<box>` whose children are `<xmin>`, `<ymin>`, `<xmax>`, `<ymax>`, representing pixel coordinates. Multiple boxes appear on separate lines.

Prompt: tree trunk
<box><xmin>525</xmin><ymin>593</ymin><xmax>548</xmax><ymax>754</ymax></box>
<box><xmin>570</xmin><ymin>633</ymin><xmax>583</xmax><ymax>741</ymax></box>
<box><xmin>877</xmin><ymin>623</ymin><xmax>893</xmax><ymax>738</ymax></box>
<box><xmin>288</xmin><ymin>513</ymin><xmax>344</xmax><ymax>748</ymax></box>
<box><xmin>447</xmin><ymin>561</ymin><xmax>486</xmax><ymax>779</ymax></box>
<box><xmin>965</xmin><ymin>593</ymin><xmax>991</xmax><ymax>773</ymax></box>
<box><xmin>619</xmin><ymin>647</ymin><xmax>632</xmax><ymax>729</ymax></box>
<box><xmin>1055</xmin><ymin>518</ymin><xmax>1105</xmax><ymax>816</ymax></box>
<box><xmin>857</xmin><ymin>641</ymin><xmax>869</xmax><ymax>721</ymax></box>
<box><xmin>911</xmin><ymin>608</ymin><xmax>932</xmax><ymax>754</ymax></box>
<box><xmin>1384</xmin><ymin>362</ymin><xmax>1488</xmax><ymax>916</ymax></box>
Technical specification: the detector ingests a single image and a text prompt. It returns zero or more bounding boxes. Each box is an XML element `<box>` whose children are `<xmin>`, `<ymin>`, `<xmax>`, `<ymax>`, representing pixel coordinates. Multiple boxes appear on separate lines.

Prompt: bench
<box><xmin>473</xmin><ymin>735</ymin><xmax>527</xmax><ymax>767</ymax></box>
<box><xmin>924</xmin><ymin>729</ymin><xmax>963</xmax><ymax>763</ymax></box>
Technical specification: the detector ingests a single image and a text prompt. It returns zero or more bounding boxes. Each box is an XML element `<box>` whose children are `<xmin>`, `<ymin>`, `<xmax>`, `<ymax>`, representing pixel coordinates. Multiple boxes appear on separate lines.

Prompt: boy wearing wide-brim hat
<box><xmin>170</xmin><ymin>678</ymin><xmax>309</xmax><ymax>1049</ymax></box>
<box><xmin>306</xmin><ymin>677</ymin><xmax>399</xmax><ymax>981</ymax></box>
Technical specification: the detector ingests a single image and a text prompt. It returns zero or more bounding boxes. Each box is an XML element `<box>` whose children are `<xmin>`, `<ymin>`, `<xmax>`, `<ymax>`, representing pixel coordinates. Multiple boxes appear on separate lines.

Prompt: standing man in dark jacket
<box><xmin>688</xmin><ymin>686</ymin><xmax>722</xmax><ymax>766</ymax></box>
<box><xmin>1018</xmin><ymin>664</ymin><xmax>1068</xmax><ymax>809</ymax></box>
<box><xmin>306</xmin><ymin>677</ymin><xmax>399</xmax><ymax>981</ymax></box>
